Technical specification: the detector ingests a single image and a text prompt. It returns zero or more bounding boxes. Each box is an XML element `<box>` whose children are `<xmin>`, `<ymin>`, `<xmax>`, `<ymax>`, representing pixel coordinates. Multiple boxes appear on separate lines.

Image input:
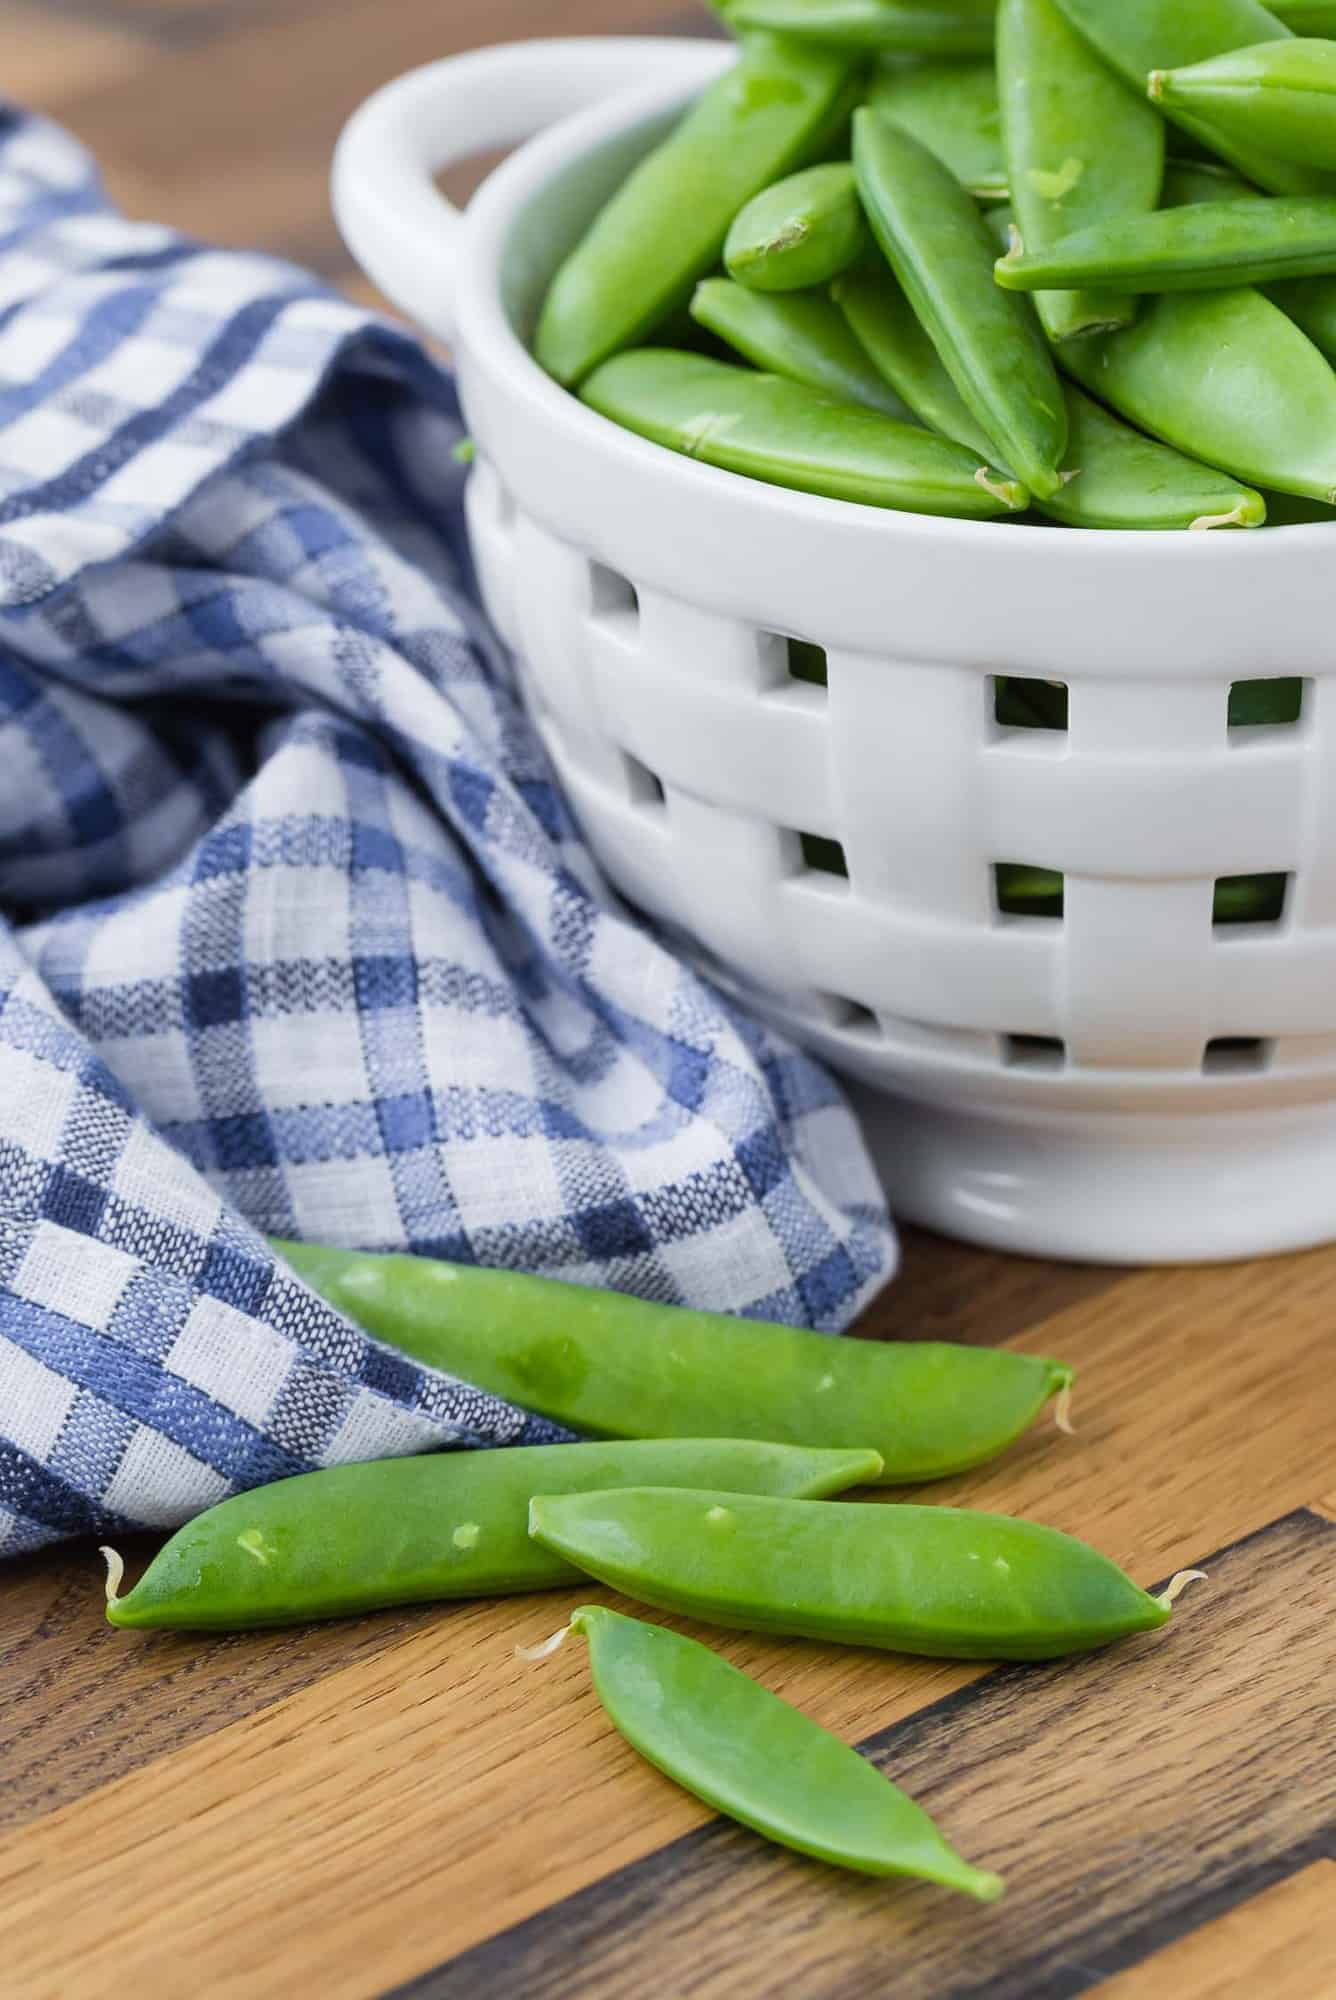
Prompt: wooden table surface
<box><xmin>5</xmin><ymin>3</ymin><xmax>1336</xmax><ymax>1996</ymax></box>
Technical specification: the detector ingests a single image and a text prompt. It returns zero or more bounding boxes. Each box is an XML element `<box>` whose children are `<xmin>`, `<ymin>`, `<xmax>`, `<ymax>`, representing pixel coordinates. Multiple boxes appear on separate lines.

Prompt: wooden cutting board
<box><xmin>1</xmin><ymin>1228</ymin><xmax>1332</xmax><ymax>1999</ymax></box>
<box><xmin>4</xmin><ymin>3</ymin><xmax>1335</xmax><ymax>1993</ymax></box>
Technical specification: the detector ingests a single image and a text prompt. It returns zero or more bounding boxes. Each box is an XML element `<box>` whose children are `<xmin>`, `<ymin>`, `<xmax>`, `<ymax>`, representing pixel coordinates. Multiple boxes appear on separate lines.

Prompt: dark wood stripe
<box><xmin>392</xmin><ymin>1511</ymin><xmax>1335</xmax><ymax>2000</ymax></box>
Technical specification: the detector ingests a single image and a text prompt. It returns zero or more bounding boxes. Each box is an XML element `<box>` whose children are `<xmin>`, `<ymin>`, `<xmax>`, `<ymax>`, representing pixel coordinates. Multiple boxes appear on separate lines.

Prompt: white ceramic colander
<box><xmin>333</xmin><ymin>36</ymin><xmax>1336</xmax><ymax>1263</ymax></box>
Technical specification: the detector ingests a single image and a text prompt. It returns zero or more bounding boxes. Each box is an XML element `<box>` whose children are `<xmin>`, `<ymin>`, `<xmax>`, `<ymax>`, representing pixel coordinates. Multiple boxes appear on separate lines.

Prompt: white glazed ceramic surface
<box><xmin>333</xmin><ymin>38</ymin><xmax>1336</xmax><ymax>1262</ymax></box>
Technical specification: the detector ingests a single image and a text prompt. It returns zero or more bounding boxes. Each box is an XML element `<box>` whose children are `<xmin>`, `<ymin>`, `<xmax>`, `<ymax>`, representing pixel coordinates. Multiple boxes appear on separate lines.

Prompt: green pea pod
<box><xmin>580</xmin><ymin>350</ymin><xmax>1026</xmax><ymax>515</ymax></box>
<box><xmin>1151</xmin><ymin>40</ymin><xmax>1336</xmax><ymax>170</ymax></box>
<box><xmin>725</xmin><ymin>0</ymin><xmax>995</xmax><ymax>56</ymax></box>
<box><xmin>1061</xmin><ymin>287</ymin><xmax>1336</xmax><ymax>502</ymax></box>
<box><xmin>997</xmin><ymin>0</ymin><xmax>1164</xmax><ymax>342</ymax></box>
<box><xmin>1048</xmin><ymin>0</ymin><xmax>1336</xmax><ymax>196</ymax></box>
<box><xmin>853</xmin><ymin>111</ymin><xmax>1068</xmax><ymax>497</ymax></box>
<box><xmin>997</xmin><ymin>196</ymin><xmax>1336</xmax><ymax>291</ymax></box>
<box><xmin>866</xmin><ymin>58</ymin><xmax>1007</xmax><ymax>200</ymax></box>
<box><xmin>691</xmin><ymin>278</ymin><xmax>912</xmax><ymax>416</ymax></box>
<box><xmin>529</xmin><ymin>1490</ymin><xmax>1197</xmax><ymax>1660</ymax></box>
<box><xmin>725</xmin><ymin>164</ymin><xmax>868</xmax><ymax>292</ymax></box>
<box><xmin>564</xmin><ymin>1606</ymin><xmax>1005</xmax><ymax>1900</ymax></box>
<box><xmin>275</xmin><ymin>1239</ymin><xmax>1072</xmax><ymax>1482</ymax></box>
<box><xmin>100</xmin><ymin>1439</ymin><xmax>881</xmax><ymax>1631</ymax></box>
<box><xmin>834</xmin><ymin>262</ymin><xmax>1000</xmax><ymax>457</ymax></box>
<box><xmin>1162</xmin><ymin>158</ymin><xmax>1264</xmax><ymax>205</ymax></box>
<box><xmin>535</xmin><ymin>35</ymin><xmax>855</xmax><ymax>387</ymax></box>
<box><xmin>1271</xmin><ymin>0</ymin><xmax>1336</xmax><ymax>28</ymax></box>
<box><xmin>1269</xmin><ymin>271</ymin><xmax>1336</xmax><ymax>354</ymax></box>
<box><xmin>1040</xmin><ymin>385</ymin><xmax>1265</xmax><ymax>529</ymax></box>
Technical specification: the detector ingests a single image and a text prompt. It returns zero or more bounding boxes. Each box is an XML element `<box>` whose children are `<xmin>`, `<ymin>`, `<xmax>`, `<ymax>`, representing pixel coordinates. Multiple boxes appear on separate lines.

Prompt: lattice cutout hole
<box><xmin>799</xmin><ymin>832</ymin><xmax>849</xmax><ymax>879</ymax></box>
<box><xmin>994</xmin><ymin>676</ymin><xmax>1068</xmax><ymax>731</ymax></box>
<box><xmin>1214</xmin><ymin>873</ymin><xmax>1288</xmax><ymax>927</ymax></box>
<box><xmin>588</xmin><ymin>562</ymin><xmax>640</xmax><ymax>625</ymax></box>
<box><xmin>1003</xmin><ymin>1034</ymin><xmax>1066</xmax><ymax>1072</ymax></box>
<box><xmin>623</xmin><ymin>754</ymin><xmax>666</xmax><ymax>810</ymax></box>
<box><xmin>1203</xmin><ymin>1036</ymin><xmax>1272</xmax><ymax>1075</ymax></box>
<box><xmin>995</xmin><ymin>863</ymin><xmax>1064</xmax><ymax>920</ymax></box>
<box><xmin>787</xmin><ymin>639</ymin><xmax>829</xmax><ymax>690</ymax></box>
<box><xmin>1228</xmin><ymin>679</ymin><xmax>1305</xmax><ymax>729</ymax></box>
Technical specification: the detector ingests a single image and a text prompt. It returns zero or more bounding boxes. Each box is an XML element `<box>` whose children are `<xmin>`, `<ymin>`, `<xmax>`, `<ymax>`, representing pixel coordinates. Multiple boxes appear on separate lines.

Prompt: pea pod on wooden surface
<box><xmin>725</xmin><ymin>0</ymin><xmax>996</xmax><ymax>55</ymax></box>
<box><xmin>853</xmin><ymin>109</ymin><xmax>1068</xmax><ymax>497</ymax></box>
<box><xmin>557</xmin><ymin>1605</ymin><xmax>1006</xmax><ymax>1900</ymax></box>
<box><xmin>528</xmin><ymin>1489</ymin><xmax>1202</xmax><ymax>1659</ymax></box>
<box><xmin>691</xmin><ymin>278</ymin><xmax>913</xmax><ymax>415</ymax></box>
<box><xmin>867</xmin><ymin>57</ymin><xmax>1007</xmax><ymax>200</ymax></box>
<box><xmin>1040</xmin><ymin>385</ymin><xmax>1266</xmax><ymax>529</ymax></box>
<box><xmin>579</xmin><ymin>350</ymin><xmax>1026</xmax><ymax>514</ymax></box>
<box><xmin>724</xmin><ymin>163</ymin><xmax>868</xmax><ymax>292</ymax></box>
<box><xmin>1060</xmin><ymin>287</ymin><xmax>1336</xmax><ymax>502</ymax></box>
<box><xmin>100</xmin><ymin>1439</ymin><xmax>881</xmax><ymax>1631</ymax></box>
<box><xmin>834</xmin><ymin>262</ymin><xmax>1000</xmax><ymax>456</ymax></box>
<box><xmin>997</xmin><ymin>0</ymin><xmax>1164</xmax><ymax>342</ymax></box>
<box><xmin>1151</xmin><ymin>40</ymin><xmax>1336</xmax><ymax>171</ymax></box>
<box><xmin>535</xmin><ymin>34</ymin><xmax>855</xmax><ymax>387</ymax></box>
<box><xmin>1048</xmin><ymin>0</ymin><xmax>1336</xmax><ymax>197</ymax></box>
<box><xmin>274</xmin><ymin>1239</ymin><xmax>1073</xmax><ymax>1481</ymax></box>
<box><xmin>997</xmin><ymin>196</ymin><xmax>1336</xmax><ymax>292</ymax></box>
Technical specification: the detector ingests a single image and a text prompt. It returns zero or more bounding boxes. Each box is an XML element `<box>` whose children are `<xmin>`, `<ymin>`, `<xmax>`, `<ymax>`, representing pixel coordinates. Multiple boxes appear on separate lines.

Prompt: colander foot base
<box><xmin>851</xmin><ymin>1087</ymin><xmax>1336</xmax><ymax>1265</ymax></box>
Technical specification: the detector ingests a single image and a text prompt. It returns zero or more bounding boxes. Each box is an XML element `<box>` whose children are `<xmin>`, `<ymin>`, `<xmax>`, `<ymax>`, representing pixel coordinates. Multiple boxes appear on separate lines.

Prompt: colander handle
<box><xmin>331</xmin><ymin>37</ymin><xmax>723</xmax><ymax>344</ymax></box>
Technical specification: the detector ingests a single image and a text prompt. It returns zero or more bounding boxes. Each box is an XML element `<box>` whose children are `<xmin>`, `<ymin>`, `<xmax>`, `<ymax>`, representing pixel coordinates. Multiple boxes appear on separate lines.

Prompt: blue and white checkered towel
<box><xmin>0</xmin><ymin>109</ymin><xmax>895</xmax><ymax>1559</ymax></box>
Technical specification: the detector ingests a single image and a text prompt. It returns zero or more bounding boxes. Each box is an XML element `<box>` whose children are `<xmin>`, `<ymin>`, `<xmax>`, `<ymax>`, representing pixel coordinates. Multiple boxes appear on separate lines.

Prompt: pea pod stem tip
<box><xmin>100</xmin><ymin>1545</ymin><xmax>125</xmax><ymax>1609</ymax></box>
<box><xmin>1154</xmin><ymin>1568</ymin><xmax>1208</xmax><ymax>1610</ymax></box>
<box><xmin>515</xmin><ymin>1621</ymin><xmax>575</xmax><ymax>1661</ymax></box>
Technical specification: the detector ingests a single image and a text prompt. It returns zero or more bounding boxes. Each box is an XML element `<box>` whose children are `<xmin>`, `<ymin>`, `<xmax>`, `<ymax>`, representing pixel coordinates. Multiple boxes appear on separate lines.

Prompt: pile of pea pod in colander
<box><xmin>534</xmin><ymin>0</ymin><xmax>1336</xmax><ymax>532</ymax></box>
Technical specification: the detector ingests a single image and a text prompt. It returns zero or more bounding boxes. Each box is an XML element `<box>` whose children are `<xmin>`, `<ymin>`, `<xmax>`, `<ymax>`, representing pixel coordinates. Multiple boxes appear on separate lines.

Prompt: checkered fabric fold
<box><xmin>0</xmin><ymin>110</ymin><xmax>895</xmax><ymax>1557</ymax></box>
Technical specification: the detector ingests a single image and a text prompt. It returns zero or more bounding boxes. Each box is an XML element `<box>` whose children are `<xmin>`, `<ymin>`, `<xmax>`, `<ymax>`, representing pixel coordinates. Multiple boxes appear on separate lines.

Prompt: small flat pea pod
<box><xmin>997</xmin><ymin>0</ymin><xmax>1164</xmax><ymax>343</ymax></box>
<box><xmin>1060</xmin><ymin>287</ymin><xmax>1336</xmax><ymax>502</ymax></box>
<box><xmin>1047</xmin><ymin>0</ymin><xmax>1336</xmax><ymax>197</ymax></box>
<box><xmin>579</xmin><ymin>350</ymin><xmax>1026</xmax><ymax>516</ymax></box>
<box><xmin>535</xmin><ymin>35</ymin><xmax>855</xmax><ymax>387</ymax></box>
<box><xmin>1162</xmin><ymin>159</ymin><xmax>1264</xmax><ymax>205</ymax></box>
<box><xmin>1271</xmin><ymin>0</ymin><xmax>1336</xmax><ymax>28</ymax></box>
<box><xmin>99</xmin><ymin>1439</ymin><xmax>881</xmax><ymax>1631</ymax></box>
<box><xmin>1151</xmin><ymin>40</ymin><xmax>1336</xmax><ymax>171</ymax></box>
<box><xmin>528</xmin><ymin>1490</ymin><xmax>1203</xmax><ymax>1659</ymax></box>
<box><xmin>997</xmin><ymin>195</ymin><xmax>1336</xmax><ymax>292</ymax></box>
<box><xmin>690</xmin><ymin>278</ymin><xmax>913</xmax><ymax>416</ymax></box>
<box><xmin>1269</xmin><ymin>272</ymin><xmax>1336</xmax><ymax>354</ymax></box>
<box><xmin>725</xmin><ymin>164</ymin><xmax>868</xmax><ymax>292</ymax></box>
<box><xmin>724</xmin><ymin>0</ymin><xmax>995</xmax><ymax>57</ymax></box>
<box><xmin>1040</xmin><ymin>385</ymin><xmax>1266</xmax><ymax>529</ymax></box>
<box><xmin>834</xmin><ymin>262</ymin><xmax>1000</xmax><ymax>458</ymax></box>
<box><xmin>275</xmin><ymin>1238</ymin><xmax>1072</xmax><ymax>1482</ymax></box>
<box><xmin>555</xmin><ymin>1606</ymin><xmax>1005</xmax><ymax>1901</ymax></box>
<box><xmin>866</xmin><ymin>58</ymin><xmax>1007</xmax><ymax>200</ymax></box>
<box><xmin>853</xmin><ymin>110</ymin><xmax>1068</xmax><ymax>498</ymax></box>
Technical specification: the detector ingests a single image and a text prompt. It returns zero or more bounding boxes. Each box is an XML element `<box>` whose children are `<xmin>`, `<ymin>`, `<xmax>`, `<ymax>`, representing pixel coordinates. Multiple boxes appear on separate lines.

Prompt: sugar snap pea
<box><xmin>853</xmin><ymin>110</ymin><xmax>1068</xmax><ymax>497</ymax></box>
<box><xmin>528</xmin><ymin>1489</ymin><xmax>1202</xmax><ymax>1659</ymax></box>
<box><xmin>1048</xmin><ymin>0</ymin><xmax>1336</xmax><ymax>196</ymax></box>
<box><xmin>1151</xmin><ymin>40</ymin><xmax>1336</xmax><ymax>170</ymax></box>
<box><xmin>834</xmin><ymin>262</ymin><xmax>1001</xmax><ymax>457</ymax></box>
<box><xmin>997</xmin><ymin>196</ymin><xmax>1336</xmax><ymax>292</ymax></box>
<box><xmin>579</xmin><ymin>350</ymin><xmax>1026</xmax><ymax>514</ymax></box>
<box><xmin>726</xmin><ymin>0</ymin><xmax>995</xmax><ymax>55</ymax></box>
<box><xmin>1041</xmin><ymin>385</ymin><xmax>1265</xmax><ymax>529</ymax></box>
<box><xmin>725</xmin><ymin>163</ymin><xmax>868</xmax><ymax>291</ymax></box>
<box><xmin>535</xmin><ymin>34</ymin><xmax>855</xmax><ymax>386</ymax></box>
<box><xmin>867</xmin><ymin>58</ymin><xmax>1007</xmax><ymax>200</ymax></box>
<box><xmin>691</xmin><ymin>278</ymin><xmax>913</xmax><ymax>415</ymax></box>
<box><xmin>997</xmin><ymin>0</ymin><xmax>1164</xmax><ymax>342</ymax></box>
<box><xmin>1162</xmin><ymin>159</ymin><xmax>1264</xmax><ymax>205</ymax></box>
<box><xmin>1061</xmin><ymin>287</ymin><xmax>1336</xmax><ymax>502</ymax></box>
<box><xmin>100</xmin><ymin>1439</ymin><xmax>880</xmax><ymax>1631</ymax></box>
<box><xmin>558</xmin><ymin>1605</ymin><xmax>1005</xmax><ymax>1899</ymax></box>
<box><xmin>1271</xmin><ymin>0</ymin><xmax>1336</xmax><ymax>27</ymax></box>
<box><xmin>1269</xmin><ymin>271</ymin><xmax>1336</xmax><ymax>354</ymax></box>
<box><xmin>275</xmin><ymin>1239</ymin><xmax>1073</xmax><ymax>1481</ymax></box>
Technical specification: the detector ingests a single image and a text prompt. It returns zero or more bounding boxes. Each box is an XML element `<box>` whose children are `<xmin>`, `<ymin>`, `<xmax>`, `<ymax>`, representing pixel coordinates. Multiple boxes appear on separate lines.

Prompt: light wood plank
<box><xmin>0</xmin><ymin>3</ymin><xmax>147</xmax><ymax>102</ymax></box>
<box><xmin>1094</xmin><ymin>1863</ymin><xmax>1336</xmax><ymax>1999</ymax></box>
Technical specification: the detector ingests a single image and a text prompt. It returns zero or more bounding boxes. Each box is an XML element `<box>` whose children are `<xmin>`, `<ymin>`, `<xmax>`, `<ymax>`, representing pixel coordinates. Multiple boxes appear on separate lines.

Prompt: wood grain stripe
<box><xmin>392</xmin><ymin>1511</ymin><xmax>1336</xmax><ymax>2000</ymax></box>
<box><xmin>1093</xmin><ymin>1861</ymin><xmax>1336</xmax><ymax>1998</ymax></box>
